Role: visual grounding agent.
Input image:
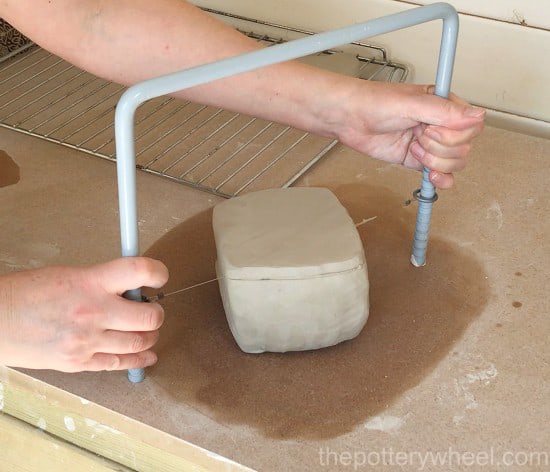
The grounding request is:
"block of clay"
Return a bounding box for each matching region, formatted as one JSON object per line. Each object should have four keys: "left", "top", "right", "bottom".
{"left": 212, "top": 187, "right": 369, "bottom": 353}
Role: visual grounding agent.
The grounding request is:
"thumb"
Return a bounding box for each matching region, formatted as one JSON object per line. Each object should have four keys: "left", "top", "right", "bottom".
{"left": 408, "top": 88, "right": 485, "bottom": 130}
{"left": 89, "top": 257, "right": 169, "bottom": 295}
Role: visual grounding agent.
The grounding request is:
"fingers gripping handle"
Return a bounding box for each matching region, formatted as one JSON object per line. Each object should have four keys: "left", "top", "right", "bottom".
{"left": 411, "top": 9, "right": 459, "bottom": 267}
{"left": 115, "top": 3, "right": 459, "bottom": 381}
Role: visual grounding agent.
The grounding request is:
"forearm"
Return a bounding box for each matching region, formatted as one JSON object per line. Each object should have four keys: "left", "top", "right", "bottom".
{"left": 2, "top": 0, "right": 352, "bottom": 137}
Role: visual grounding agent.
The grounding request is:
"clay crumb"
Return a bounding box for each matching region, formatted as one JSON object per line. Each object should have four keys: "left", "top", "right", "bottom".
{"left": 512, "top": 301, "right": 523, "bottom": 308}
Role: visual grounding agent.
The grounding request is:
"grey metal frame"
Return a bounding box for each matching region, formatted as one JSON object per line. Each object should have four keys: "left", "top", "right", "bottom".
{"left": 115, "top": 3, "right": 458, "bottom": 382}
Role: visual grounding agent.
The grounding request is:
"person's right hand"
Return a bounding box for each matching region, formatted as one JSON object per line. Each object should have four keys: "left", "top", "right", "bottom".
{"left": 0, "top": 257, "right": 168, "bottom": 372}
{"left": 322, "top": 81, "right": 485, "bottom": 189}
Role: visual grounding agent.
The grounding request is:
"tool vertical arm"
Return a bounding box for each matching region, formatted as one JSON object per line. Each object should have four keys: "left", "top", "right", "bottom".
{"left": 115, "top": 2, "right": 459, "bottom": 382}
{"left": 410, "top": 9, "right": 458, "bottom": 267}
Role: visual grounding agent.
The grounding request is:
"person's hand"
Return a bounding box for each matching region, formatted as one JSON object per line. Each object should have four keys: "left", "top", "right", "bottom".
{"left": 329, "top": 81, "right": 485, "bottom": 189}
{"left": 0, "top": 257, "right": 168, "bottom": 372}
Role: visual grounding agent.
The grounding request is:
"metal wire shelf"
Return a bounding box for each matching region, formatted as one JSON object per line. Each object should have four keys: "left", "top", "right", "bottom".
{"left": 0, "top": 10, "right": 407, "bottom": 198}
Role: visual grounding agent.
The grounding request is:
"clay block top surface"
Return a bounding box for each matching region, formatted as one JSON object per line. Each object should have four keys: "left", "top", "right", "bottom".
{"left": 213, "top": 187, "right": 365, "bottom": 280}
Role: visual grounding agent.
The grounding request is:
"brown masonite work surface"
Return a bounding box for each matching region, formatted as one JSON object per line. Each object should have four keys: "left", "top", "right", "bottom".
{"left": 1, "top": 125, "right": 549, "bottom": 471}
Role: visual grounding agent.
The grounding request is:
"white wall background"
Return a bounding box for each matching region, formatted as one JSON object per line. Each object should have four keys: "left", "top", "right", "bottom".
{"left": 405, "top": 0, "right": 550, "bottom": 28}
{"left": 193, "top": 0, "right": 550, "bottom": 136}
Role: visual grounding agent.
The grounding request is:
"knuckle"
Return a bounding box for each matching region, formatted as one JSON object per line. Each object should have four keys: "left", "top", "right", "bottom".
{"left": 59, "top": 331, "right": 86, "bottom": 356}
{"left": 131, "top": 257, "right": 169, "bottom": 287}
{"left": 137, "top": 351, "right": 157, "bottom": 368}
{"left": 58, "top": 341, "right": 88, "bottom": 370}
{"left": 444, "top": 100, "right": 456, "bottom": 115}
{"left": 130, "top": 354, "right": 146, "bottom": 369}
{"left": 447, "top": 132, "right": 467, "bottom": 147}
{"left": 462, "top": 143, "right": 472, "bottom": 156}
{"left": 131, "top": 257, "right": 155, "bottom": 280}
{"left": 453, "top": 144, "right": 471, "bottom": 163}
{"left": 422, "top": 84, "right": 435, "bottom": 95}
{"left": 421, "top": 133, "right": 445, "bottom": 154}
{"left": 106, "top": 355, "right": 121, "bottom": 371}
{"left": 69, "top": 303, "right": 94, "bottom": 324}
{"left": 422, "top": 152, "right": 436, "bottom": 168}
{"left": 142, "top": 304, "right": 164, "bottom": 330}
{"left": 127, "top": 350, "right": 157, "bottom": 369}
{"left": 130, "top": 334, "right": 146, "bottom": 353}
{"left": 417, "top": 134, "right": 432, "bottom": 150}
